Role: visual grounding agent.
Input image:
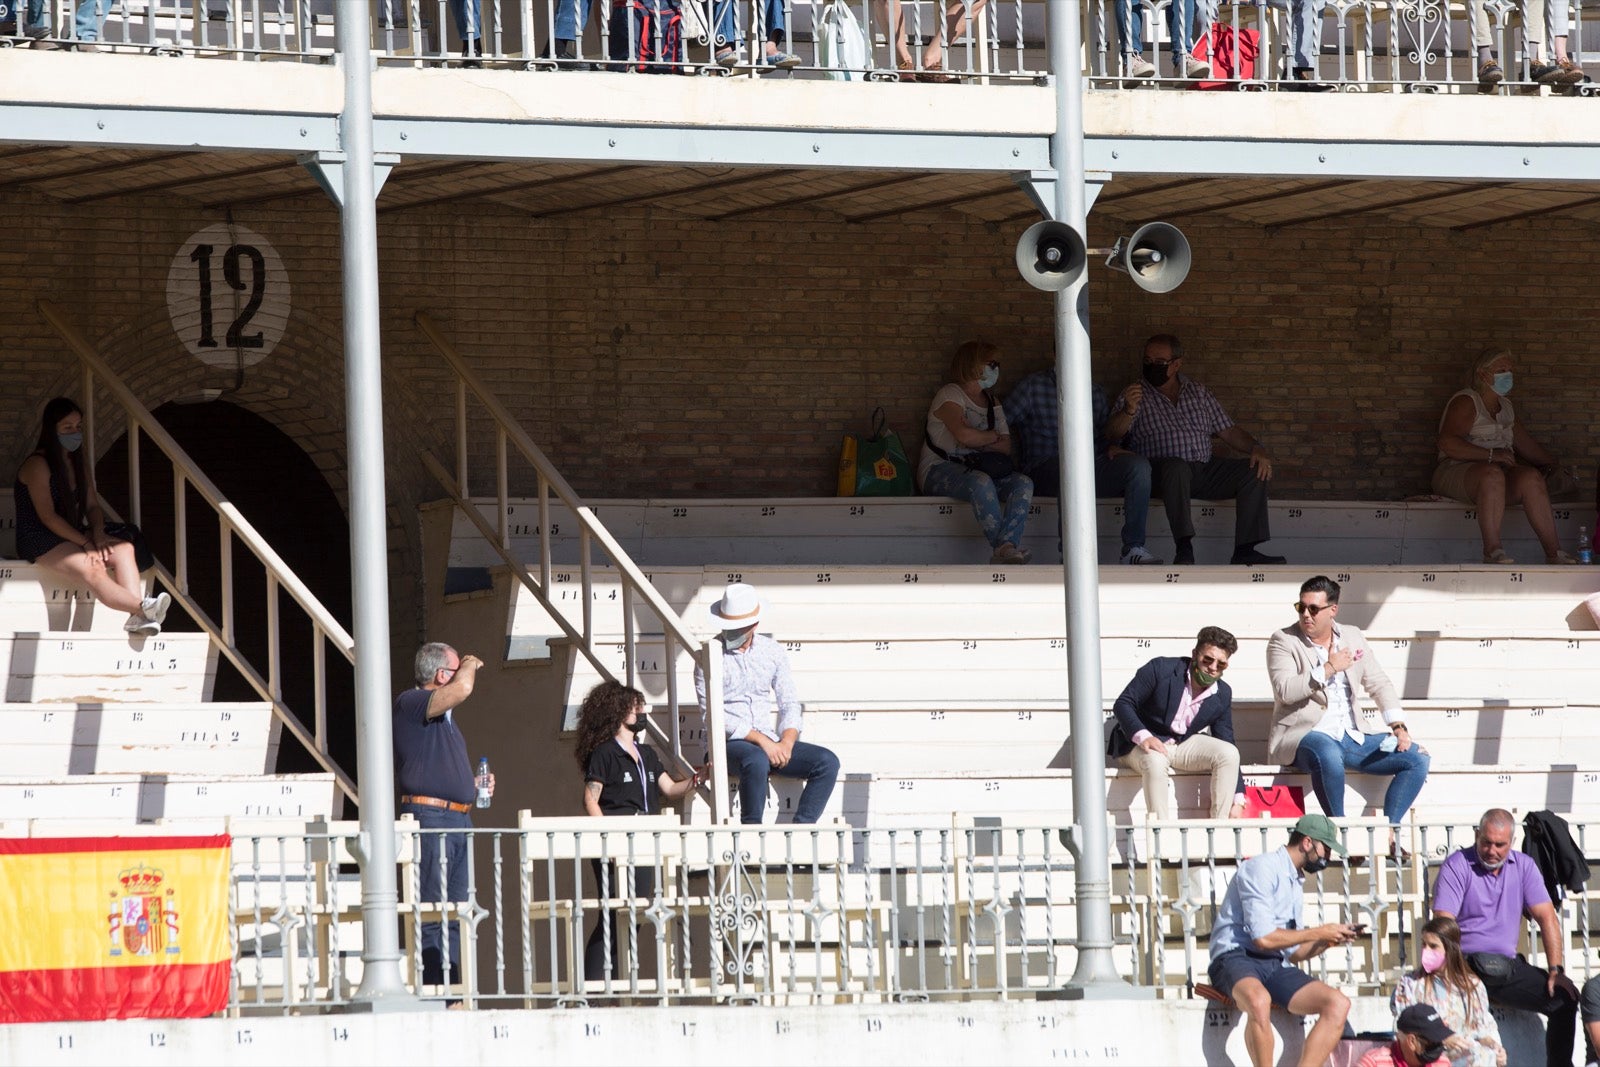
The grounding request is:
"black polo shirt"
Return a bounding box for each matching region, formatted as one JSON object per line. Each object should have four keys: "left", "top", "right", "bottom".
{"left": 585, "top": 739, "right": 665, "bottom": 815}
{"left": 392, "top": 687, "right": 475, "bottom": 805}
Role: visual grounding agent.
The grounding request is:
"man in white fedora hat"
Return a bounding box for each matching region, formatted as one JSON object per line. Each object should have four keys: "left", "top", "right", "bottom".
{"left": 693, "top": 582, "right": 839, "bottom": 824}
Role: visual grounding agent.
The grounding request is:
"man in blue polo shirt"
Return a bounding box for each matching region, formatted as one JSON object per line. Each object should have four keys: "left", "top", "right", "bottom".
{"left": 393, "top": 641, "right": 493, "bottom": 993}
{"left": 1432, "top": 807, "right": 1581, "bottom": 1067}
{"left": 1208, "top": 813, "right": 1360, "bottom": 1067}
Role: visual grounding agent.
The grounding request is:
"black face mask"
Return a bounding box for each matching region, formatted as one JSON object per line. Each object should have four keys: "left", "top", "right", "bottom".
{"left": 626, "top": 718, "right": 648, "bottom": 734}
{"left": 1419, "top": 1043, "right": 1446, "bottom": 1064}
{"left": 1302, "top": 846, "right": 1329, "bottom": 875}
{"left": 1142, "top": 361, "right": 1172, "bottom": 388}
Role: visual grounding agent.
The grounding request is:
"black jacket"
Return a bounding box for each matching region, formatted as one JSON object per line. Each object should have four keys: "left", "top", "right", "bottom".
{"left": 1522, "top": 809, "right": 1590, "bottom": 903}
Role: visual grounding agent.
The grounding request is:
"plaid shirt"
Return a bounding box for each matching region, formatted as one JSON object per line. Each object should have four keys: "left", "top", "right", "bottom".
{"left": 1001, "top": 370, "right": 1112, "bottom": 473}
{"left": 1113, "top": 374, "right": 1233, "bottom": 463}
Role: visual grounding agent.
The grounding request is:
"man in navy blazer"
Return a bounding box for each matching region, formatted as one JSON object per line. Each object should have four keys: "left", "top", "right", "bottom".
{"left": 1108, "top": 625, "right": 1247, "bottom": 820}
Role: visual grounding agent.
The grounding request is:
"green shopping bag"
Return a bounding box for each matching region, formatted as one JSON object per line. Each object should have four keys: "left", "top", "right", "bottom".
{"left": 837, "top": 407, "right": 913, "bottom": 497}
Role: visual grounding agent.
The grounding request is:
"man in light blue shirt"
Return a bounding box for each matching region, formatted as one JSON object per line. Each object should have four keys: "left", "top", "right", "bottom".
{"left": 1208, "top": 813, "right": 1360, "bottom": 1067}
{"left": 693, "top": 583, "right": 839, "bottom": 825}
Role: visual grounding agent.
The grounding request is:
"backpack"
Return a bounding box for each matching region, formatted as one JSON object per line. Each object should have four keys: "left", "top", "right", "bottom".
{"left": 1194, "top": 22, "right": 1260, "bottom": 89}
{"left": 608, "top": 0, "right": 684, "bottom": 73}
{"left": 815, "top": 0, "right": 870, "bottom": 81}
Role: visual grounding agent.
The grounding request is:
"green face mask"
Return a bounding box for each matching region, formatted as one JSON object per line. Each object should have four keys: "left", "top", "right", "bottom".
{"left": 1191, "top": 665, "right": 1219, "bottom": 689}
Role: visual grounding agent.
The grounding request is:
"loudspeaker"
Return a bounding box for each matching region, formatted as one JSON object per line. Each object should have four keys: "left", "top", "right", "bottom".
{"left": 1106, "top": 221, "right": 1190, "bottom": 294}
{"left": 1015, "top": 220, "right": 1086, "bottom": 292}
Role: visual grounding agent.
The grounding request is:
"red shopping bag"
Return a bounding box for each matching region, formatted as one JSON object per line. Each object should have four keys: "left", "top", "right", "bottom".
{"left": 1242, "top": 784, "right": 1305, "bottom": 819}
{"left": 1195, "top": 22, "right": 1260, "bottom": 90}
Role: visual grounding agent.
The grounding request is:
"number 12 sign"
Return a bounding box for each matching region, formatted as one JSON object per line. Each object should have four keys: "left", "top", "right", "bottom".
{"left": 165, "top": 223, "right": 290, "bottom": 368}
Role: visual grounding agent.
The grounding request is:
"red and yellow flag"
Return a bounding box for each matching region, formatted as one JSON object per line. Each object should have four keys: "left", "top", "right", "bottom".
{"left": 0, "top": 835, "right": 231, "bottom": 1022}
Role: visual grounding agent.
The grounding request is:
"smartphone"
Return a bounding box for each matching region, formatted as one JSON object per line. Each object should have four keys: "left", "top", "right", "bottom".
{"left": 1349, "top": 923, "right": 1368, "bottom": 935}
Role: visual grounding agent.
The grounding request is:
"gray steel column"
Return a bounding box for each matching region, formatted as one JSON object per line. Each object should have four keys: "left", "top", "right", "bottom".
{"left": 1048, "top": 0, "right": 1122, "bottom": 993}
{"left": 337, "top": 1, "right": 409, "bottom": 1005}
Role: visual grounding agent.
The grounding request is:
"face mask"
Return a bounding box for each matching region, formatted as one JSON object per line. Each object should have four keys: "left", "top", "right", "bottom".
{"left": 1421, "top": 947, "right": 1446, "bottom": 973}
{"left": 1491, "top": 371, "right": 1513, "bottom": 395}
{"left": 719, "top": 627, "right": 753, "bottom": 651}
{"left": 978, "top": 365, "right": 999, "bottom": 390}
{"left": 57, "top": 432, "right": 83, "bottom": 453}
{"left": 1142, "top": 362, "right": 1171, "bottom": 388}
{"left": 1191, "top": 666, "right": 1219, "bottom": 689}
{"left": 1478, "top": 854, "right": 1504, "bottom": 871}
{"left": 1419, "top": 1043, "right": 1446, "bottom": 1064}
{"left": 1302, "top": 843, "right": 1329, "bottom": 874}
{"left": 626, "top": 718, "right": 648, "bottom": 734}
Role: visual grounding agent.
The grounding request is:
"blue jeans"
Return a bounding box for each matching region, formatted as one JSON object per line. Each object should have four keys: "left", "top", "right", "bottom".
{"left": 1030, "top": 451, "right": 1152, "bottom": 551}
{"left": 73, "top": 0, "right": 110, "bottom": 41}
{"left": 922, "top": 462, "right": 1033, "bottom": 551}
{"left": 1114, "top": 0, "right": 1199, "bottom": 60}
{"left": 556, "top": 0, "right": 592, "bottom": 41}
{"left": 725, "top": 738, "right": 839, "bottom": 824}
{"left": 11, "top": 0, "right": 48, "bottom": 35}
{"left": 1293, "top": 731, "right": 1430, "bottom": 826}
{"left": 403, "top": 803, "right": 473, "bottom": 985}
{"left": 712, "top": 0, "right": 785, "bottom": 47}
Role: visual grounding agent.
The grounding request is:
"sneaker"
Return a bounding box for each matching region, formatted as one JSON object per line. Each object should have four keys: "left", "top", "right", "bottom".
{"left": 141, "top": 592, "right": 171, "bottom": 628}
{"left": 1555, "top": 57, "right": 1587, "bottom": 85}
{"left": 1182, "top": 57, "right": 1210, "bottom": 79}
{"left": 124, "top": 612, "right": 160, "bottom": 636}
{"left": 1529, "top": 59, "right": 1565, "bottom": 85}
{"left": 763, "top": 50, "right": 801, "bottom": 70}
{"left": 1477, "top": 60, "right": 1503, "bottom": 91}
{"left": 1231, "top": 547, "right": 1288, "bottom": 566}
{"left": 1119, "top": 545, "right": 1163, "bottom": 565}
{"left": 1125, "top": 54, "right": 1156, "bottom": 79}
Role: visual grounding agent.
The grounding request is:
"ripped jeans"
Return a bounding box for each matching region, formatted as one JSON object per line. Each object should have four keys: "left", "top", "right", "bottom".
{"left": 922, "top": 461, "right": 1033, "bottom": 549}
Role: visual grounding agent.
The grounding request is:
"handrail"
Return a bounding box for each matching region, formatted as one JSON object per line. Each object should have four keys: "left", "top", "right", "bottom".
{"left": 413, "top": 310, "right": 729, "bottom": 820}
{"left": 37, "top": 299, "right": 358, "bottom": 806}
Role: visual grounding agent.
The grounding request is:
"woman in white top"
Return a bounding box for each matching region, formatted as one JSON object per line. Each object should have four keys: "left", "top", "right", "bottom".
{"left": 1433, "top": 348, "right": 1574, "bottom": 565}
{"left": 918, "top": 341, "right": 1034, "bottom": 564}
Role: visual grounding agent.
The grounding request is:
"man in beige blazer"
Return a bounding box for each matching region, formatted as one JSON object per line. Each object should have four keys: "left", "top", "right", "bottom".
{"left": 1267, "top": 576, "right": 1430, "bottom": 845}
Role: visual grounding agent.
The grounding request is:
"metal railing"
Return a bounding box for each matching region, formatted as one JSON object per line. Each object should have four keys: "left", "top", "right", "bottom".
{"left": 412, "top": 310, "right": 729, "bottom": 820}
{"left": 223, "top": 814, "right": 1600, "bottom": 1011}
{"left": 4, "top": 0, "right": 1596, "bottom": 90}
{"left": 37, "top": 299, "right": 358, "bottom": 805}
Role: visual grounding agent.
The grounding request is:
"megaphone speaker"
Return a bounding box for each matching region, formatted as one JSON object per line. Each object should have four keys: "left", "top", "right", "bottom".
{"left": 1111, "top": 221, "right": 1191, "bottom": 294}
{"left": 1015, "top": 220, "right": 1087, "bottom": 292}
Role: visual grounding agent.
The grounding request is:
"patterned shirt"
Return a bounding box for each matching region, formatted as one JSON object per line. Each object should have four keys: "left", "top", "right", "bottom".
{"left": 1114, "top": 374, "right": 1234, "bottom": 463}
{"left": 1002, "top": 370, "right": 1112, "bottom": 472}
{"left": 693, "top": 633, "right": 803, "bottom": 742}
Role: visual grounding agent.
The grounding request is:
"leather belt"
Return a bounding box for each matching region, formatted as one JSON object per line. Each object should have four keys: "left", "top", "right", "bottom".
{"left": 401, "top": 794, "right": 472, "bottom": 814}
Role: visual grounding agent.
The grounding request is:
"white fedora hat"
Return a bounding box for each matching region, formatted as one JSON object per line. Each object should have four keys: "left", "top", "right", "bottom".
{"left": 709, "top": 582, "right": 763, "bottom": 630}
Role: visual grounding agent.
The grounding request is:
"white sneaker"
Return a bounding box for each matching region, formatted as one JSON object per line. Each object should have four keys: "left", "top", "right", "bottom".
{"left": 124, "top": 612, "right": 160, "bottom": 636}
{"left": 141, "top": 592, "right": 171, "bottom": 627}
{"left": 1120, "top": 545, "right": 1163, "bottom": 565}
{"left": 1125, "top": 55, "right": 1156, "bottom": 79}
{"left": 1183, "top": 57, "right": 1211, "bottom": 79}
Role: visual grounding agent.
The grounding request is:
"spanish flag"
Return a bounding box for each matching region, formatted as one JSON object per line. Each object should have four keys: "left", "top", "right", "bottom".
{"left": 0, "top": 836, "right": 231, "bottom": 1022}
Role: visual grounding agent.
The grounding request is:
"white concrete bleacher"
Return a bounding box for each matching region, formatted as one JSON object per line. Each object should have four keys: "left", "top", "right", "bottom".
{"left": 437, "top": 495, "right": 1598, "bottom": 570}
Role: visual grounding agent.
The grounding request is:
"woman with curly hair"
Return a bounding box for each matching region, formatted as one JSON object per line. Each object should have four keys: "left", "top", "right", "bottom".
{"left": 574, "top": 680, "right": 700, "bottom": 983}
{"left": 1391, "top": 916, "right": 1505, "bottom": 1066}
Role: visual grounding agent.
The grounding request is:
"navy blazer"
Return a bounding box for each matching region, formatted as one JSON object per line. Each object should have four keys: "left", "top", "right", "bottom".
{"left": 1107, "top": 656, "right": 1245, "bottom": 795}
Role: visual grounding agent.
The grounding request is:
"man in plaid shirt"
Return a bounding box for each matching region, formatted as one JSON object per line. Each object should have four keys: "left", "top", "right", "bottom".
{"left": 1106, "top": 334, "right": 1287, "bottom": 566}
{"left": 1003, "top": 368, "right": 1161, "bottom": 564}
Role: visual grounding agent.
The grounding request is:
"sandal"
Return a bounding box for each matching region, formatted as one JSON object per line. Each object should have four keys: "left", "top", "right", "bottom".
{"left": 897, "top": 58, "right": 917, "bottom": 83}
{"left": 916, "top": 60, "right": 957, "bottom": 83}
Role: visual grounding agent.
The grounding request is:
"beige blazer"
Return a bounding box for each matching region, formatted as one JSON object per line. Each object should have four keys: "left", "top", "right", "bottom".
{"left": 1266, "top": 623, "right": 1403, "bottom": 766}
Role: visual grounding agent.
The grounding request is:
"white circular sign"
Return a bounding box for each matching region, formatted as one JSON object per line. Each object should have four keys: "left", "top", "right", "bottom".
{"left": 166, "top": 223, "right": 290, "bottom": 367}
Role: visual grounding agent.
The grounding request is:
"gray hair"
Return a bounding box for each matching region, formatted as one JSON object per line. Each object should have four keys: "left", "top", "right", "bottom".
{"left": 414, "top": 642, "right": 455, "bottom": 686}
{"left": 1479, "top": 807, "right": 1515, "bottom": 834}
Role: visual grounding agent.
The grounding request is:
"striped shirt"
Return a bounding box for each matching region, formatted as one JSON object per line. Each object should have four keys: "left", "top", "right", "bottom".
{"left": 693, "top": 633, "right": 804, "bottom": 742}
{"left": 1114, "top": 374, "right": 1233, "bottom": 464}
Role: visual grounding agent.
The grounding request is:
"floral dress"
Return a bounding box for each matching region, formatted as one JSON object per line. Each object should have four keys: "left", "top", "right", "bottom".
{"left": 1392, "top": 971, "right": 1503, "bottom": 1067}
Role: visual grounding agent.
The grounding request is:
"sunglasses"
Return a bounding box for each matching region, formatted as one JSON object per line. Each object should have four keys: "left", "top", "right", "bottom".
{"left": 1292, "top": 602, "right": 1333, "bottom": 617}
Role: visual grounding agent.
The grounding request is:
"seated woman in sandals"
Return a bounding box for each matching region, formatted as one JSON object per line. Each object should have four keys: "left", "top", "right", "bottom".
{"left": 1433, "top": 348, "right": 1575, "bottom": 565}
{"left": 871, "top": 0, "right": 986, "bottom": 81}
{"left": 14, "top": 396, "right": 169, "bottom": 635}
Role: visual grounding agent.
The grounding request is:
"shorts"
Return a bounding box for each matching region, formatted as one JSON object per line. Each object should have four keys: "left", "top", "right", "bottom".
{"left": 1208, "top": 949, "right": 1315, "bottom": 1008}
{"left": 1431, "top": 459, "right": 1477, "bottom": 503}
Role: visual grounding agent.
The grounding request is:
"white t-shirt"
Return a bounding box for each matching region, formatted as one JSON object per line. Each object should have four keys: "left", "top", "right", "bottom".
{"left": 918, "top": 383, "right": 1009, "bottom": 484}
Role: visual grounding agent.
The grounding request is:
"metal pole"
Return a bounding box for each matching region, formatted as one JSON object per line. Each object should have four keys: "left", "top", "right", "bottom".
{"left": 1048, "top": 0, "right": 1123, "bottom": 994}
{"left": 337, "top": 1, "right": 410, "bottom": 1007}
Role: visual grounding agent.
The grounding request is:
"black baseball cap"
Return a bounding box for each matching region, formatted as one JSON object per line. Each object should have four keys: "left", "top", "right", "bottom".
{"left": 1396, "top": 1004, "right": 1454, "bottom": 1044}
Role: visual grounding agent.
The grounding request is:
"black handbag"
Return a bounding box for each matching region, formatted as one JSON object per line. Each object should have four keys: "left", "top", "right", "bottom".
{"left": 100, "top": 520, "right": 155, "bottom": 572}
{"left": 929, "top": 391, "right": 1014, "bottom": 481}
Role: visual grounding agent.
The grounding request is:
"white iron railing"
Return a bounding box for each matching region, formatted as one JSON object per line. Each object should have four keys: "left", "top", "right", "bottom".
{"left": 37, "top": 299, "right": 358, "bottom": 805}
{"left": 412, "top": 310, "right": 728, "bottom": 819}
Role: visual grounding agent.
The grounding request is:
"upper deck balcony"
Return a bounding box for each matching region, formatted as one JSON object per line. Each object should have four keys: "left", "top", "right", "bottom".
{"left": 2, "top": 0, "right": 1599, "bottom": 182}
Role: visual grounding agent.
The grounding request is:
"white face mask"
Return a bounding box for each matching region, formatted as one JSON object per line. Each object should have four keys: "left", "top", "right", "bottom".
{"left": 978, "top": 365, "right": 999, "bottom": 390}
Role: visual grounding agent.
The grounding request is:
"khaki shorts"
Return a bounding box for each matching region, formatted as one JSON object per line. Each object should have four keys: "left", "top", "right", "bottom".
{"left": 1431, "top": 459, "right": 1478, "bottom": 503}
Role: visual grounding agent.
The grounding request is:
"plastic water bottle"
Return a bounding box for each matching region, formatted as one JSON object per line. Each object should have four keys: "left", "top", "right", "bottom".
{"left": 475, "top": 757, "right": 492, "bottom": 809}
{"left": 1580, "top": 526, "right": 1594, "bottom": 566}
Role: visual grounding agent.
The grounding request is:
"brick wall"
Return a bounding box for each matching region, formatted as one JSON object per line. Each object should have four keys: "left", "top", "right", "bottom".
{"left": 2, "top": 186, "right": 1597, "bottom": 662}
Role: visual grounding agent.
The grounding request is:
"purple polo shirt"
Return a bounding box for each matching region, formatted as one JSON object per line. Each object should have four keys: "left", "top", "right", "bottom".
{"left": 1431, "top": 846, "right": 1550, "bottom": 956}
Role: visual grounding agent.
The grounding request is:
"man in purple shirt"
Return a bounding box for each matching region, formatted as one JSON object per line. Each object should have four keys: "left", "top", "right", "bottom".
{"left": 1432, "top": 807, "right": 1580, "bottom": 1067}
{"left": 1106, "top": 333, "right": 1286, "bottom": 567}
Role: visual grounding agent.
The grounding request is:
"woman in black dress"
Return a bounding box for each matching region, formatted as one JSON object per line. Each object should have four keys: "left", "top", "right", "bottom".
{"left": 573, "top": 680, "right": 699, "bottom": 983}
{"left": 14, "top": 397, "right": 168, "bottom": 635}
